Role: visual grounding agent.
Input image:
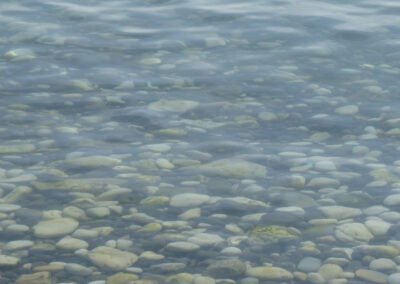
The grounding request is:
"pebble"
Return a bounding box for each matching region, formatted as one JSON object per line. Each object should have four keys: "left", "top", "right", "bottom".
{"left": 65, "top": 155, "right": 121, "bottom": 168}
{"left": 206, "top": 259, "right": 246, "bottom": 278}
{"left": 65, "top": 263, "right": 93, "bottom": 276}
{"left": 86, "top": 207, "right": 111, "bottom": 218}
{"left": 355, "top": 269, "right": 387, "bottom": 284}
{"left": 318, "top": 263, "right": 343, "bottom": 281}
{"left": 88, "top": 246, "right": 138, "bottom": 271}
{"left": 56, "top": 236, "right": 89, "bottom": 250}
{"left": 335, "top": 105, "right": 359, "bottom": 115}
{"left": 187, "top": 233, "right": 224, "bottom": 247}
{"left": 319, "top": 206, "right": 362, "bottom": 220}
{"left": 365, "top": 219, "right": 392, "bottom": 236}
{"left": 170, "top": 193, "right": 210, "bottom": 208}
{"left": 388, "top": 273, "right": 400, "bottom": 284}
{"left": 369, "top": 258, "right": 397, "bottom": 271}
{"left": 193, "top": 159, "right": 267, "bottom": 179}
{"left": 0, "top": 255, "right": 20, "bottom": 266}
{"left": 164, "top": 241, "right": 200, "bottom": 252}
{"left": 4, "top": 240, "right": 34, "bottom": 251}
{"left": 297, "top": 257, "right": 321, "bottom": 272}
{"left": 15, "top": 272, "right": 52, "bottom": 284}
{"left": 246, "top": 266, "right": 293, "bottom": 281}
{"left": 33, "top": 218, "right": 79, "bottom": 238}
{"left": 384, "top": 194, "right": 400, "bottom": 206}
{"left": 335, "top": 223, "right": 374, "bottom": 242}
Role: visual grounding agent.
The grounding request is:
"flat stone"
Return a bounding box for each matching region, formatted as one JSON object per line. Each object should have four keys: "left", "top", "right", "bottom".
{"left": 88, "top": 246, "right": 138, "bottom": 271}
{"left": 65, "top": 155, "right": 121, "bottom": 168}
{"left": 369, "top": 258, "right": 397, "bottom": 271}
{"left": 246, "top": 266, "right": 293, "bottom": 280}
{"left": 106, "top": 272, "right": 139, "bottom": 284}
{"left": 170, "top": 193, "right": 210, "bottom": 208}
{"left": 0, "top": 204, "right": 21, "bottom": 212}
{"left": 56, "top": 236, "right": 89, "bottom": 250}
{"left": 86, "top": 207, "right": 110, "bottom": 218}
{"left": 187, "top": 233, "right": 224, "bottom": 247}
{"left": 148, "top": 99, "right": 199, "bottom": 113}
{"left": 33, "top": 218, "right": 79, "bottom": 238}
{"left": 206, "top": 259, "right": 246, "bottom": 278}
{"left": 365, "top": 219, "right": 392, "bottom": 236}
{"left": 319, "top": 206, "right": 362, "bottom": 220}
{"left": 0, "top": 255, "right": 20, "bottom": 266}
{"left": 335, "top": 105, "right": 359, "bottom": 115}
{"left": 191, "top": 159, "right": 267, "bottom": 179}
{"left": 194, "top": 276, "right": 216, "bottom": 284}
{"left": 4, "top": 240, "right": 34, "bottom": 251}
{"left": 16, "top": 272, "right": 52, "bottom": 284}
{"left": 384, "top": 194, "right": 400, "bottom": 206}
{"left": 297, "top": 257, "right": 321, "bottom": 272}
{"left": 355, "top": 269, "right": 387, "bottom": 284}
{"left": 65, "top": 263, "right": 93, "bottom": 276}
{"left": 336, "top": 223, "right": 374, "bottom": 242}
{"left": 308, "top": 177, "right": 340, "bottom": 188}
{"left": 165, "top": 241, "right": 200, "bottom": 252}
{"left": 0, "top": 144, "right": 35, "bottom": 154}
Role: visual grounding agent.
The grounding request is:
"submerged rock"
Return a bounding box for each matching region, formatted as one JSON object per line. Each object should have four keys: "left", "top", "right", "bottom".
{"left": 88, "top": 246, "right": 138, "bottom": 271}
{"left": 246, "top": 266, "right": 293, "bottom": 281}
{"left": 188, "top": 159, "right": 267, "bottom": 179}
{"left": 33, "top": 218, "right": 79, "bottom": 238}
{"left": 15, "top": 272, "right": 52, "bottom": 284}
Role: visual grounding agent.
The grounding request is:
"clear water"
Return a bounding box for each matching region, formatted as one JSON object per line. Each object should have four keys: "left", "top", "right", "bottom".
{"left": 1, "top": 0, "right": 400, "bottom": 283}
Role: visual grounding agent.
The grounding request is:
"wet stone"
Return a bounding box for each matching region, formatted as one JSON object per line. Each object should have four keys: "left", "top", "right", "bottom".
{"left": 170, "top": 193, "right": 211, "bottom": 208}
{"left": 15, "top": 272, "right": 52, "bottom": 284}
{"left": 206, "top": 259, "right": 247, "bottom": 278}
{"left": 297, "top": 257, "right": 321, "bottom": 272}
{"left": 355, "top": 269, "right": 387, "bottom": 284}
{"left": 164, "top": 241, "right": 200, "bottom": 253}
{"left": 88, "top": 246, "right": 138, "bottom": 271}
{"left": 33, "top": 218, "right": 79, "bottom": 238}
{"left": 246, "top": 266, "right": 293, "bottom": 281}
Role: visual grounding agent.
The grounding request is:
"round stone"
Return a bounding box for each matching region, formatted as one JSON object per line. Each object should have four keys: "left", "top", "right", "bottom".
{"left": 388, "top": 273, "right": 400, "bottom": 284}
{"left": 246, "top": 266, "right": 293, "bottom": 281}
{"left": 369, "top": 258, "right": 397, "bottom": 271}
{"left": 33, "top": 218, "right": 79, "bottom": 238}
{"left": 88, "top": 246, "right": 138, "bottom": 271}
{"left": 56, "top": 236, "right": 89, "bottom": 250}
{"left": 297, "top": 257, "right": 321, "bottom": 273}
{"left": 164, "top": 241, "right": 200, "bottom": 252}
{"left": 170, "top": 193, "right": 210, "bottom": 208}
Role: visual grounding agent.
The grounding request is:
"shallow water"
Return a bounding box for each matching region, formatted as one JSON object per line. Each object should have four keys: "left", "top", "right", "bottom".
{"left": 1, "top": 0, "right": 400, "bottom": 283}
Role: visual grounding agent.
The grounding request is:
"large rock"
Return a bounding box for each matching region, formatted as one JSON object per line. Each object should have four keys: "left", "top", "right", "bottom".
{"left": 190, "top": 159, "right": 267, "bottom": 179}
{"left": 33, "top": 218, "right": 79, "bottom": 238}
{"left": 88, "top": 246, "right": 138, "bottom": 271}
{"left": 246, "top": 266, "right": 293, "bottom": 280}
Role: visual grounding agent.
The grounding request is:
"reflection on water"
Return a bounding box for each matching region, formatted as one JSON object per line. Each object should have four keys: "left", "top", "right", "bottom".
{"left": 1, "top": 0, "right": 400, "bottom": 283}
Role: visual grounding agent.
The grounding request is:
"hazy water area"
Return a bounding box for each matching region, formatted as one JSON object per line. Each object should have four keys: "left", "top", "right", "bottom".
{"left": 1, "top": 0, "right": 400, "bottom": 283}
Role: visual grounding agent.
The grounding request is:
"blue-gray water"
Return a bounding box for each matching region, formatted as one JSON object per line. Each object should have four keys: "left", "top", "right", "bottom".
{"left": 1, "top": 0, "right": 400, "bottom": 283}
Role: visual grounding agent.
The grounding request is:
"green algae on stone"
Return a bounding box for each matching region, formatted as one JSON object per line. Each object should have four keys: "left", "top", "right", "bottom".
{"left": 250, "top": 225, "right": 300, "bottom": 240}
{"left": 166, "top": 273, "right": 194, "bottom": 284}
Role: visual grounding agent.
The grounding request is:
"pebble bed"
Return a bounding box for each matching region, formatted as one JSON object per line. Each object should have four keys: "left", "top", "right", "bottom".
{"left": 1, "top": 0, "right": 400, "bottom": 284}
